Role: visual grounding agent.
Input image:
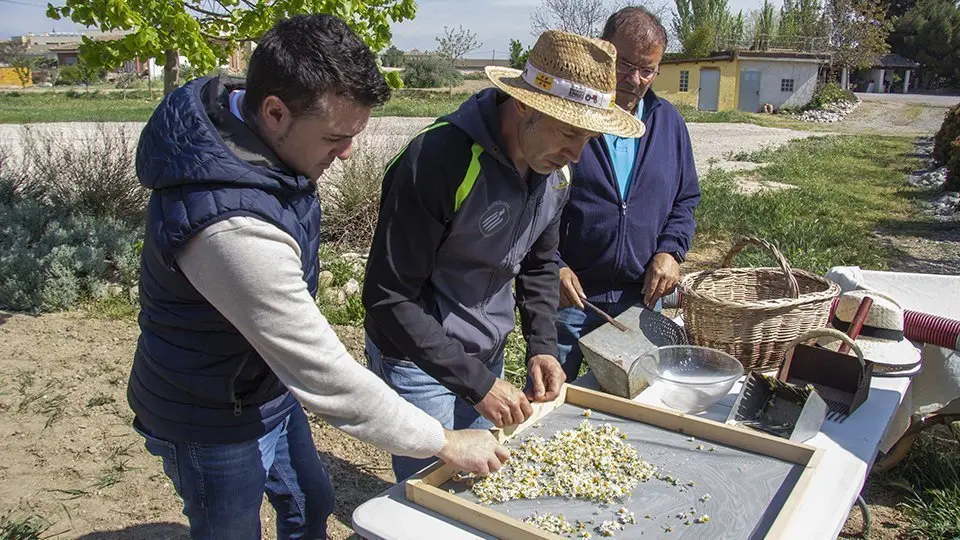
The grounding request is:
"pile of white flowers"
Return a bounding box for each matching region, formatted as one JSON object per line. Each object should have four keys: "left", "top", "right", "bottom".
{"left": 471, "top": 420, "right": 657, "bottom": 505}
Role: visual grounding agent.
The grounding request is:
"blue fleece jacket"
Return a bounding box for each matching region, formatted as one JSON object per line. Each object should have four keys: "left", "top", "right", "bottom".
{"left": 557, "top": 90, "right": 701, "bottom": 304}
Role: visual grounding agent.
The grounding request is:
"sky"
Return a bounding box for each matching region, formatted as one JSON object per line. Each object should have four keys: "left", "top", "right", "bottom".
{"left": 0, "top": 0, "right": 767, "bottom": 58}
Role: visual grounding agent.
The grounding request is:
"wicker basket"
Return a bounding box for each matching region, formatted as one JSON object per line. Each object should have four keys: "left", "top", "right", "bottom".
{"left": 679, "top": 237, "right": 841, "bottom": 372}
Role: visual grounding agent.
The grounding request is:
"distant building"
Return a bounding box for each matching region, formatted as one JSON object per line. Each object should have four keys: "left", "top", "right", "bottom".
{"left": 845, "top": 54, "right": 919, "bottom": 94}
{"left": 5, "top": 30, "right": 254, "bottom": 82}
{"left": 653, "top": 51, "right": 830, "bottom": 112}
{"left": 456, "top": 58, "right": 511, "bottom": 73}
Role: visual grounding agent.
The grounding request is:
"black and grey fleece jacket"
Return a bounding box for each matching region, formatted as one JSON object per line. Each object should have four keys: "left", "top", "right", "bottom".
{"left": 362, "top": 88, "right": 570, "bottom": 405}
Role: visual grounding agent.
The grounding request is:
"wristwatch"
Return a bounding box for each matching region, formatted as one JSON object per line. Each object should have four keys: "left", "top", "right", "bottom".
{"left": 668, "top": 251, "right": 684, "bottom": 264}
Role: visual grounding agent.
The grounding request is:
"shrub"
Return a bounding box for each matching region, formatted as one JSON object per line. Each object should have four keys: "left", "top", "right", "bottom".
{"left": 0, "top": 127, "right": 145, "bottom": 313}
{"left": 933, "top": 103, "right": 960, "bottom": 166}
{"left": 808, "top": 82, "right": 857, "bottom": 109}
{"left": 402, "top": 56, "right": 463, "bottom": 89}
{"left": 55, "top": 64, "right": 105, "bottom": 86}
{"left": 933, "top": 104, "right": 960, "bottom": 191}
{"left": 948, "top": 137, "right": 960, "bottom": 192}
{"left": 30, "top": 68, "right": 58, "bottom": 85}
{"left": 320, "top": 128, "right": 400, "bottom": 248}
{"left": 15, "top": 124, "right": 148, "bottom": 226}
{"left": 0, "top": 195, "right": 141, "bottom": 313}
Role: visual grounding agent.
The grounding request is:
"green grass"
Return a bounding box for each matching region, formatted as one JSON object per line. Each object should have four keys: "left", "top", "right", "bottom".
{"left": 674, "top": 103, "right": 819, "bottom": 130}
{"left": 0, "top": 91, "right": 160, "bottom": 123}
{"left": 0, "top": 511, "right": 54, "bottom": 540}
{"left": 695, "top": 135, "right": 919, "bottom": 275}
{"left": 0, "top": 88, "right": 471, "bottom": 123}
{"left": 885, "top": 429, "right": 960, "bottom": 539}
{"left": 85, "top": 294, "right": 138, "bottom": 320}
{"left": 894, "top": 104, "right": 924, "bottom": 126}
{"left": 86, "top": 394, "right": 116, "bottom": 408}
{"left": 372, "top": 89, "right": 471, "bottom": 118}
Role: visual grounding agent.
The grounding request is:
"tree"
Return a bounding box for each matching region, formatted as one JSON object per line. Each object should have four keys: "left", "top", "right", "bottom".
{"left": 681, "top": 24, "right": 717, "bottom": 56}
{"left": 884, "top": 0, "right": 919, "bottom": 18}
{"left": 382, "top": 45, "right": 404, "bottom": 68}
{"left": 890, "top": 0, "right": 960, "bottom": 87}
{"left": 47, "top": 0, "right": 418, "bottom": 96}
{"left": 115, "top": 70, "right": 140, "bottom": 99}
{"left": 824, "top": 0, "right": 893, "bottom": 70}
{"left": 0, "top": 41, "right": 34, "bottom": 88}
{"left": 673, "top": 0, "right": 743, "bottom": 55}
{"left": 779, "top": 0, "right": 826, "bottom": 49}
{"left": 749, "top": 0, "right": 777, "bottom": 50}
{"left": 435, "top": 25, "right": 481, "bottom": 68}
{"left": 509, "top": 39, "right": 531, "bottom": 70}
{"left": 531, "top": 0, "right": 608, "bottom": 37}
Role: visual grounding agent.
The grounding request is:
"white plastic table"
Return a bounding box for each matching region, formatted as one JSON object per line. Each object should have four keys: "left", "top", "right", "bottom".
{"left": 352, "top": 370, "right": 912, "bottom": 539}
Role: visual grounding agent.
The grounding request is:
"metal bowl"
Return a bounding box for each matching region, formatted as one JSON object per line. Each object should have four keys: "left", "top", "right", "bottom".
{"left": 636, "top": 345, "right": 744, "bottom": 414}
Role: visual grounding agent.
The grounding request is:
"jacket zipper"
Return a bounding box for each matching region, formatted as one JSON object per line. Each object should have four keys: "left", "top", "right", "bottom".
{"left": 604, "top": 136, "right": 627, "bottom": 295}
{"left": 230, "top": 356, "right": 249, "bottom": 417}
{"left": 479, "top": 171, "right": 542, "bottom": 366}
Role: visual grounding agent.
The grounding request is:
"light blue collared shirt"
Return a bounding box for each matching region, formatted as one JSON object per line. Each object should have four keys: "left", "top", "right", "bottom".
{"left": 602, "top": 101, "right": 645, "bottom": 201}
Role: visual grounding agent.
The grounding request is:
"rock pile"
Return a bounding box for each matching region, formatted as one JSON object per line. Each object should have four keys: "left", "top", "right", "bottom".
{"left": 907, "top": 140, "right": 959, "bottom": 219}
{"left": 931, "top": 192, "right": 960, "bottom": 217}
{"left": 908, "top": 167, "right": 949, "bottom": 188}
{"left": 796, "top": 99, "right": 860, "bottom": 123}
{"left": 317, "top": 252, "right": 368, "bottom": 306}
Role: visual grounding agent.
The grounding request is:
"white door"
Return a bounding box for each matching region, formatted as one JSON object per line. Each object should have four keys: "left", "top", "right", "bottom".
{"left": 738, "top": 70, "right": 761, "bottom": 112}
{"left": 698, "top": 68, "right": 721, "bottom": 111}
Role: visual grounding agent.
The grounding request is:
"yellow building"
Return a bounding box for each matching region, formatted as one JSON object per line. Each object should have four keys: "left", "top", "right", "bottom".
{"left": 652, "top": 51, "right": 829, "bottom": 112}
{"left": 0, "top": 67, "right": 31, "bottom": 87}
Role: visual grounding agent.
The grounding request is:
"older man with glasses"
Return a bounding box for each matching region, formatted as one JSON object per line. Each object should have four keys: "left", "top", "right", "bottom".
{"left": 552, "top": 7, "right": 702, "bottom": 382}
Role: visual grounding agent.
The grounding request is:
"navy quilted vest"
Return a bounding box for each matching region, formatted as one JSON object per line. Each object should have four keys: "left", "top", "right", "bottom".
{"left": 127, "top": 76, "right": 322, "bottom": 444}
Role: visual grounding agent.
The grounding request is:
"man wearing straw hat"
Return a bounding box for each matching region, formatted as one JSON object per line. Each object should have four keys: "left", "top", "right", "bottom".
{"left": 553, "top": 7, "right": 702, "bottom": 381}
{"left": 362, "top": 30, "right": 643, "bottom": 480}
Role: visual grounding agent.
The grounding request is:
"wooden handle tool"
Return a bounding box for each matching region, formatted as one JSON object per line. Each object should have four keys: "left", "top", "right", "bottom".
{"left": 581, "top": 298, "right": 629, "bottom": 332}
{"left": 838, "top": 297, "right": 873, "bottom": 354}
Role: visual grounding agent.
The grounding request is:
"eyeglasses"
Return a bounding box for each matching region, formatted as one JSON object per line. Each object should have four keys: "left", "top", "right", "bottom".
{"left": 616, "top": 59, "right": 660, "bottom": 80}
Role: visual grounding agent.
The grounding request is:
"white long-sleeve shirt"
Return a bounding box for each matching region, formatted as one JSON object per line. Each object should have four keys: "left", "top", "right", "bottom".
{"left": 175, "top": 216, "right": 445, "bottom": 458}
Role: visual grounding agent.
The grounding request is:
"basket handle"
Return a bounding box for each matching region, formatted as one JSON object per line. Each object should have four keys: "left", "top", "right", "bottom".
{"left": 721, "top": 237, "right": 800, "bottom": 299}
{"left": 780, "top": 328, "right": 867, "bottom": 385}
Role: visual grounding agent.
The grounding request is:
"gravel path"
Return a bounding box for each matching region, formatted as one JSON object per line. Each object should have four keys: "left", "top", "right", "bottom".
{"left": 0, "top": 119, "right": 813, "bottom": 176}
{"left": 827, "top": 93, "right": 958, "bottom": 136}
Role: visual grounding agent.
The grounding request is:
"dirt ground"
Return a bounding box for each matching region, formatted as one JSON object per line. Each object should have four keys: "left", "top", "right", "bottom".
{"left": 0, "top": 311, "right": 388, "bottom": 539}
{"left": 832, "top": 93, "right": 959, "bottom": 137}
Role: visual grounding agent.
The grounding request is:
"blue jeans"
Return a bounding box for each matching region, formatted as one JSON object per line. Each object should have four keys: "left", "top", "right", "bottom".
{"left": 556, "top": 297, "right": 660, "bottom": 382}
{"left": 365, "top": 336, "right": 501, "bottom": 482}
{"left": 133, "top": 406, "right": 334, "bottom": 540}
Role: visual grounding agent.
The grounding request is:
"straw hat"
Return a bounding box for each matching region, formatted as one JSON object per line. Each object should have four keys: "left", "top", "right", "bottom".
{"left": 485, "top": 30, "right": 644, "bottom": 138}
{"left": 816, "top": 290, "right": 922, "bottom": 373}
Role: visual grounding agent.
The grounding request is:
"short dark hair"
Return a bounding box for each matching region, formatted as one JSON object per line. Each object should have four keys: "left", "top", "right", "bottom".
{"left": 601, "top": 6, "right": 668, "bottom": 53}
{"left": 244, "top": 14, "right": 390, "bottom": 120}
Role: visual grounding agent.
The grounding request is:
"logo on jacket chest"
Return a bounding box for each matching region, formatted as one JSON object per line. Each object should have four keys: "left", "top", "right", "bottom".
{"left": 479, "top": 201, "right": 511, "bottom": 237}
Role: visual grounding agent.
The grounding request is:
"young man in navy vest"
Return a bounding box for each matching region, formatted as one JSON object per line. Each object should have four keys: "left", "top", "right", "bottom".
{"left": 554, "top": 7, "right": 702, "bottom": 381}
{"left": 362, "top": 30, "right": 646, "bottom": 482}
{"left": 128, "top": 14, "right": 507, "bottom": 540}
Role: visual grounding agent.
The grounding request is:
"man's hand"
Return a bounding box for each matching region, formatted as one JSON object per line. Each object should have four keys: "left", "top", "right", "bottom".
{"left": 525, "top": 354, "right": 565, "bottom": 401}
{"left": 559, "top": 267, "right": 585, "bottom": 309}
{"left": 436, "top": 429, "right": 510, "bottom": 476}
{"left": 474, "top": 378, "right": 533, "bottom": 428}
{"left": 643, "top": 252, "right": 681, "bottom": 308}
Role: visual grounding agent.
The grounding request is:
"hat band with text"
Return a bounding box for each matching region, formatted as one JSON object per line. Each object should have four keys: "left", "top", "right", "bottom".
{"left": 521, "top": 61, "right": 614, "bottom": 110}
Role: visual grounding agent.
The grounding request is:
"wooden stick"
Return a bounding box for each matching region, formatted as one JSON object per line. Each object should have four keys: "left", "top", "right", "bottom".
{"left": 581, "top": 299, "right": 629, "bottom": 332}
{"left": 838, "top": 297, "right": 873, "bottom": 354}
